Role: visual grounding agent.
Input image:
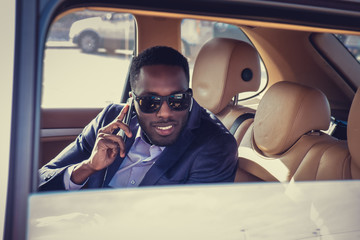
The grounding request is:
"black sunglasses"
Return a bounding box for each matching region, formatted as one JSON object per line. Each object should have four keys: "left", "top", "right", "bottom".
{"left": 132, "top": 89, "right": 193, "bottom": 113}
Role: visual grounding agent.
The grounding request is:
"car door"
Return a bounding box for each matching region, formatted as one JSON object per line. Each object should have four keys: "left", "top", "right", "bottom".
{"left": 4, "top": 0, "right": 39, "bottom": 238}
{"left": 4, "top": 6, "right": 135, "bottom": 240}
{"left": 39, "top": 9, "right": 136, "bottom": 168}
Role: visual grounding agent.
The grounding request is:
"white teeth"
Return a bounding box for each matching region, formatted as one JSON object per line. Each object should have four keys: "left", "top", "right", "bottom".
{"left": 157, "top": 125, "right": 172, "bottom": 130}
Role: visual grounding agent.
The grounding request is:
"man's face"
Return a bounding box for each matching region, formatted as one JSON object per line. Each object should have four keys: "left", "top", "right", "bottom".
{"left": 132, "top": 65, "right": 190, "bottom": 146}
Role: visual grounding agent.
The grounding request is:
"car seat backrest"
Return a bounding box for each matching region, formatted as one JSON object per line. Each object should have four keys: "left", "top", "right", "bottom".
{"left": 192, "top": 38, "right": 261, "bottom": 143}
{"left": 347, "top": 88, "right": 360, "bottom": 178}
{"left": 236, "top": 81, "right": 337, "bottom": 182}
{"left": 291, "top": 87, "right": 360, "bottom": 180}
{"left": 192, "top": 38, "right": 261, "bottom": 114}
{"left": 254, "top": 81, "right": 331, "bottom": 156}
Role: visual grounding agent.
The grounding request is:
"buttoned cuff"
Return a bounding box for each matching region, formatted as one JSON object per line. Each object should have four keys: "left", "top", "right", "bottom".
{"left": 63, "top": 165, "right": 88, "bottom": 190}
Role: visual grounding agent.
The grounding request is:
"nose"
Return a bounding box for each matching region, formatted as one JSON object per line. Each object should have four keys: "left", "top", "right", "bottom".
{"left": 156, "top": 100, "right": 172, "bottom": 119}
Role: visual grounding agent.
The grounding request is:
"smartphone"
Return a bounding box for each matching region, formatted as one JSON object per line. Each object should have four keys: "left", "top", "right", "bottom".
{"left": 117, "top": 97, "right": 134, "bottom": 143}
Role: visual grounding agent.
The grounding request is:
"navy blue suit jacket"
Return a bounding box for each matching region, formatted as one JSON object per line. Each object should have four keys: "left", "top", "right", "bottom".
{"left": 38, "top": 100, "right": 238, "bottom": 191}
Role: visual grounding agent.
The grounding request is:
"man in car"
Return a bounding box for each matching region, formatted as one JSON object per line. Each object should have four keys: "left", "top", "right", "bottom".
{"left": 38, "top": 46, "right": 238, "bottom": 191}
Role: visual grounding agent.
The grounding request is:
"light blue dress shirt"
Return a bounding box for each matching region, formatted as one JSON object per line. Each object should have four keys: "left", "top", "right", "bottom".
{"left": 109, "top": 129, "right": 164, "bottom": 187}
{"left": 64, "top": 127, "right": 164, "bottom": 190}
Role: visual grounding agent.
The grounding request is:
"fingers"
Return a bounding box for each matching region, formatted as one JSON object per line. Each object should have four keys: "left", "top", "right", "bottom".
{"left": 98, "top": 104, "right": 133, "bottom": 139}
{"left": 97, "top": 133, "right": 127, "bottom": 158}
{"left": 87, "top": 132, "right": 127, "bottom": 171}
{"left": 87, "top": 105, "right": 134, "bottom": 171}
{"left": 116, "top": 104, "right": 130, "bottom": 123}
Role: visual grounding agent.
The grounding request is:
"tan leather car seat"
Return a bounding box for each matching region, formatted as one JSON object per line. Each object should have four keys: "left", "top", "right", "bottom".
{"left": 192, "top": 38, "right": 261, "bottom": 144}
{"left": 236, "top": 81, "right": 341, "bottom": 182}
{"left": 292, "top": 88, "right": 360, "bottom": 180}
{"left": 347, "top": 88, "right": 360, "bottom": 179}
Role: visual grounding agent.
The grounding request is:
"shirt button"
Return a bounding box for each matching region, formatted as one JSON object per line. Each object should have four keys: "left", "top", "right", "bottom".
{"left": 130, "top": 180, "right": 136, "bottom": 185}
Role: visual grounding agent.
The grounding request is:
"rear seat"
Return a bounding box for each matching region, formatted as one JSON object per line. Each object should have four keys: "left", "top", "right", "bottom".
{"left": 192, "top": 38, "right": 261, "bottom": 145}
{"left": 236, "top": 81, "right": 340, "bottom": 182}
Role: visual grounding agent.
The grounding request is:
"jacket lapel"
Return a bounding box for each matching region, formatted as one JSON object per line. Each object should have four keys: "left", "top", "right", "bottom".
{"left": 139, "top": 130, "right": 194, "bottom": 185}
{"left": 140, "top": 101, "right": 202, "bottom": 186}
{"left": 102, "top": 118, "right": 139, "bottom": 187}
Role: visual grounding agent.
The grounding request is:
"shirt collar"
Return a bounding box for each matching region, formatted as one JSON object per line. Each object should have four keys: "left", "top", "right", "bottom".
{"left": 135, "top": 127, "right": 166, "bottom": 151}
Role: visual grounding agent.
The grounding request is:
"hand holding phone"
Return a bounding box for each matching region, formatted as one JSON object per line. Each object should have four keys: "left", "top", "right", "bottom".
{"left": 117, "top": 97, "right": 134, "bottom": 143}
{"left": 71, "top": 99, "right": 135, "bottom": 182}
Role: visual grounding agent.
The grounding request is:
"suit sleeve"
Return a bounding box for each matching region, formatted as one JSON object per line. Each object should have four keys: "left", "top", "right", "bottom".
{"left": 38, "top": 104, "right": 118, "bottom": 191}
{"left": 186, "top": 132, "right": 238, "bottom": 183}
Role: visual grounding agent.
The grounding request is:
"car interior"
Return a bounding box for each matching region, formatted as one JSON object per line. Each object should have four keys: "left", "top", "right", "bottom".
{"left": 39, "top": 6, "right": 360, "bottom": 184}
{"left": 5, "top": 1, "right": 360, "bottom": 239}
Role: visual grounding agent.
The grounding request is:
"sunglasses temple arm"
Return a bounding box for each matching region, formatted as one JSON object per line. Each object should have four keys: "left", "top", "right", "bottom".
{"left": 189, "top": 97, "right": 193, "bottom": 112}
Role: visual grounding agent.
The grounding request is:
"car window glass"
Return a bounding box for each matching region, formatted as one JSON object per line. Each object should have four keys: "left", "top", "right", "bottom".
{"left": 181, "top": 19, "right": 267, "bottom": 104}
{"left": 335, "top": 34, "right": 360, "bottom": 63}
{"left": 42, "top": 10, "right": 135, "bottom": 108}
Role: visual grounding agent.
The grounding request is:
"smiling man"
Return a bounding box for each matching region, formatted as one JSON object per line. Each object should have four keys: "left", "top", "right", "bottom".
{"left": 38, "top": 46, "right": 238, "bottom": 191}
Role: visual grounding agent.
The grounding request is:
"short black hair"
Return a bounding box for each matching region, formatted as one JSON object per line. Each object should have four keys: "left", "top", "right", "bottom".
{"left": 129, "top": 46, "right": 189, "bottom": 91}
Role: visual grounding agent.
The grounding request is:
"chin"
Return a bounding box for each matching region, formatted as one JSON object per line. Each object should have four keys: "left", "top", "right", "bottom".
{"left": 150, "top": 136, "right": 178, "bottom": 147}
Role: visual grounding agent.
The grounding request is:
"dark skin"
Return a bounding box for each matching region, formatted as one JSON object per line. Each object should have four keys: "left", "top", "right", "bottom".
{"left": 70, "top": 64, "right": 190, "bottom": 185}
{"left": 133, "top": 65, "right": 190, "bottom": 146}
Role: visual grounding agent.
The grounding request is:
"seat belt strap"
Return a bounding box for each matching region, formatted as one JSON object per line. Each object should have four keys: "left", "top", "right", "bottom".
{"left": 229, "top": 113, "right": 255, "bottom": 135}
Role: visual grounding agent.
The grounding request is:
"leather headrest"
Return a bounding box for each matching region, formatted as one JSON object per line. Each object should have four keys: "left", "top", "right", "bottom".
{"left": 192, "top": 38, "right": 261, "bottom": 114}
{"left": 348, "top": 88, "right": 360, "bottom": 167}
{"left": 254, "top": 82, "right": 331, "bottom": 155}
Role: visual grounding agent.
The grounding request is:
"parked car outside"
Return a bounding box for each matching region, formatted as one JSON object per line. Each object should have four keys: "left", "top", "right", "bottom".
{"left": 69, "top": 14, "right": 214, "bottom": 61}
{"left": 69, "top": 12, "right": 135, "bottom": 53}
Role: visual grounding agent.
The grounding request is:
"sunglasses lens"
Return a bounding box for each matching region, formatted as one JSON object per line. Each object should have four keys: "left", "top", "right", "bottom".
{"left": 135, "top": 89, "right": 192, "bottom": 113}
{"left": 138, "top": 96, "right": 162, "bottom": 113}
{"left": 168, "top": 93, "right": 192, "bottom": 111}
